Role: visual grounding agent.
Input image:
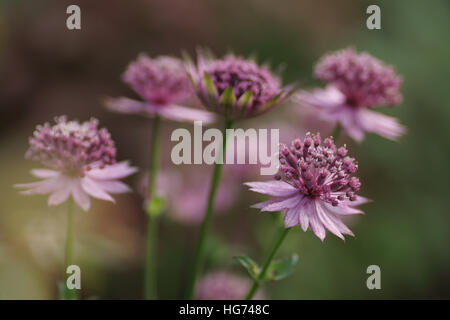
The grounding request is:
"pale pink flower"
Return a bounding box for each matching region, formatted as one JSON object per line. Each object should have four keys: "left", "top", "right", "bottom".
{"left": 196, "top": 271, "right": 264, "bottom": 300}
{"left": 105, "top": 54, "right": 215, "bottom": 123}
{"left": 15, "top": 116, "right": 137, "bottom": 211}
{"left": 246, "top": 133, "right": 369, "bottom": 241}
{"left": 297, "top": 48, "right": 406, "bottom": 142}
{"left": 186, "top": 50, "right": 296, "bottom": 120}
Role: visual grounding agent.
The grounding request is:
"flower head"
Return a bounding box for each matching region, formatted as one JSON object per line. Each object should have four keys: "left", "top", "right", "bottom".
{"left": 315, "top": 48, "right": 402, "bottom": 108}
{"left": 246, "top": 133, "right": 369, "bottom": 241}
{"left": 105, "top": 54, "right": 215, "bottom": 123}
{"left": 195, "top": 271, "right": 264, "bottom": 300}
{"left": 15, "top": 116, "right": 137, "bottom": 211}
{"left": 297, "top": 48, "right": 406, "bottom": 141}
{"left": 187, "top": 51, "right": 296, "bottom": 120}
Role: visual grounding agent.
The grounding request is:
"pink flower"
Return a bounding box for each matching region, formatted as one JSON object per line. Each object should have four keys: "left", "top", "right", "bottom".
{"left": 195, "top": 271, "right": 264, "bottom": 300}
{"left": 297, "top": 48, "right": 406, "bottom": 142}
{"left": 246, "top": 133, "right": 369, "bottom": 241}
{"left": 15, "top": 116, "right": 137, "bottom": 211}
{"left": 187, "top": 50, "right": 296, "bottom": 120}
{"left": 105, "top": 54, "right": 215, "bottom": 123}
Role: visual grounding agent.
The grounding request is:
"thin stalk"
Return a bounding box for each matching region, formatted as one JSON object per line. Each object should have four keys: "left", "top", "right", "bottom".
{"left": 144, "top": 116, "right": 161, "bottom": 300}
{"left": 186, "top": 119, "right": 234, "bottom": 299}
{"left": 62, "top": 198, "right": 77, "bottom": 300}
{"left": 245, "top": 228, "right": 291, "bottom": 300}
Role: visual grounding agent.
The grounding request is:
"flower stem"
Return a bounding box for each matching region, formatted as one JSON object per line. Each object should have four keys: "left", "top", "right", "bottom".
{"left": 186, "top": 119, "right": 234, "bottom": 299}
{"left": 144, "top": 115, "right": 161, "bottom": 300}
{"left": 245, "top": 227, "right": 291, "bottom": 300}
{"left": 62, "top": 198, "right": 77, "bottom": 300}
{"left": 331, "top": 123, "right": 342, "bottom": 142}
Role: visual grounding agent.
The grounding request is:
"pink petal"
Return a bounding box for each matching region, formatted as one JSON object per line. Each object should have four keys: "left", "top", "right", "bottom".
{"left": 93, "top": 180, "right": 131, "bottom": 194}
{"left": 284, "top": 205, "right": 300, "bottom": 228}
{"left": 30, "top": 169, "right": 59, "bottom": 178}
{"left": 315, "top": 200, "right": 344, "bottom": 240}
{"left": 104, "top": 97, "right": 147, "bottom": 114}
{"left": 245, "top": 181, "right": 298, "bottom": 197}
{"left": 322, "top": 201, "right": 364, "bottom": 216}
{"left": 72, "top": 180, "right": 91, "bottom": 211}
{"left": 15, "top": 177, "right": 62, "bottom": 195}
{"left": 359, "top": 109, "right": 406, "bottom": 141}
{"left": 308, "top": 206, "right": 326, "bottom": 241}
{"left": 86, "top": 162, "right": 138, "bottom": 180}
{"left": 158, "top": 104, "right": 216, "bottom": 124}
{"left": 48, "top": 178, "right": 73, "bottom": 206}
{"left": 81, "top": 177, "right": 115, "bottom": 203}
{"left": 260, "top": 195, "right": 301, "bottom": 212}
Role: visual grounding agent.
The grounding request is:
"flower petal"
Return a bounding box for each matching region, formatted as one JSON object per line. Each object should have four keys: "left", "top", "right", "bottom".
{"left": 359, "top": 109, "right": 406, "bottom": 141}
{"left": 308, "top": 205, "right": 326, "bottom": 241}
{"left": 260, "top": 195, "right": 301, "bottom": 212}
{"left": 48, "top": 178, "right": 73, "bottom": 206}
{"left": 72, "top": 180, "right": 91, "bottom": 211}
{"left": 283, "top": 197, "right": 306, "bottom": 228}
{"left": 86, "top": 162, "right": 138, "bottom": 180}
{"left": 158, "top": 104, "right": 216, "bottom": 124}
{"left": 103, "top": 97, "right": 147, "bottom": 114}
{"left": 245, "top": 181, "right": 298, "bottom": 197}
{"left": 81, "top": 177, "right": 115, "bottom": 203}
{"left": 315, "top": 200, "right": 344, "bottom": 240}
{"left": 30, "top": 169, "right": 59, "bottom": 178}
{"left": 15, "top": 176, "right": 62, "bottom": 195}
{"left": 93, "top": 180, "right": 131, "bottom": 194}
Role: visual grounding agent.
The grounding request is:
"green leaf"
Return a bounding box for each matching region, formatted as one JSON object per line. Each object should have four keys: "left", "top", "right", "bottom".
{"left": 265, "top": 253, "right": 299, "bottom": 281}
{"left": 237, "top": 90, "right": 253, "bottom": 111}
{"left": 203, "top": 72, "right": 218, "bottom": 98}
{"left": 220, "top": 87, "right": 235, "bottom": 118}
{"left": 146, "top": 196, "right": 166, "bottom": 218}
{"left": 234, "top": 255, "right": 261, "bottom": 280}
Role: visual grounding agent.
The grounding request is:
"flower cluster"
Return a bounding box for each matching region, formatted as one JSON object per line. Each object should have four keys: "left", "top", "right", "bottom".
{"left": 188, "top": 52, "right": 295, "bottom": 120}
{"left": 105, "top": 54, "right": 215, "bottom": 123}
{"left": 246, "top": 133, "right": 368, "bottom": 241}
{"left": 297, "top": 48, "right": 406, "bottom": 141}
{"left": 15, "top": 116, "right": 137, "bottom": 211}
{"left": 314, "top": 48, "right": 402, "bottom": 108}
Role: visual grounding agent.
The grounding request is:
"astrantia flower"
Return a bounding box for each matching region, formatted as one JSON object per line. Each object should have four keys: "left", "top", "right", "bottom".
{"left": 245, "top": 133, "right": 369, "bottom": 241}
{"left": 187, "top": 51, "right": 296, "bottom": 120}
{"left": 195, "top": 272, "right": 264, "bottom": 300}
{"left": 297, "top": 48, "right": 406, "bottom": 141}
{"left": 105, "top": 54, "right": 215, "bottom": 123}
{"left": 15, "top": 116, "right": 137, "bottom": 211}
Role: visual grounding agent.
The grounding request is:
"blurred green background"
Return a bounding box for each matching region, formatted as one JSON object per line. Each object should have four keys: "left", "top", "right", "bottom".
{"left": 1, "top": 0, "right": 449, "bottom": 299}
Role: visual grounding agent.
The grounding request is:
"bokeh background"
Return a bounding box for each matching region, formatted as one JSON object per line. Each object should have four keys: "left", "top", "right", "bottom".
{"left": 1, "top": 0, "right": 449, "bottom": 299}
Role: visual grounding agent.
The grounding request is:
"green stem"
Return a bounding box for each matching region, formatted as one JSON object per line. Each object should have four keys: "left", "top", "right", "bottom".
{"left": 245, "top": 228, "right": 291, "bottom": 300}
{"left": 186, "top": 119, "right": 234, "bottom": 299}
{"left": 62, "top": 198, "right": 77, "bottom": 300}
{"left": 144, "top": 116, "right": 161, "bottom": 300}
{"left": 331, "top": 123, "right": 342, "bottom": 142}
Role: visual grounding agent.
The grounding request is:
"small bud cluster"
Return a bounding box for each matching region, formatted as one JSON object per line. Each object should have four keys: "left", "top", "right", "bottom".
{"left": 277, "top": 133, "right": 361, "bottom": 206}
{"left": 26, "top": 116, "right": 116, "bottom": 174}
{"left": 314, "top": 48, "right": 402, "bottom": 108}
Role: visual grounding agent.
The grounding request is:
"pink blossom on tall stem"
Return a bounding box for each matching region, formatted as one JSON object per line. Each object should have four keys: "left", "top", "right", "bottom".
{"left": 297, "top": 48, "right": 406, "bottom": 142}
{"left": 105, "top": 54, "right": 215, "bottom": 123}
{"left": 186, "top": 50, "right": 297, "bottom": 120}
{"left": 15, "top": 116, "right": 137, "bottom": 211}
{"left": 196, "top": 272, "right": 264, "bottom": 300}
{"left": 246, "top": 133, "right": 369, "bottom": 241}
